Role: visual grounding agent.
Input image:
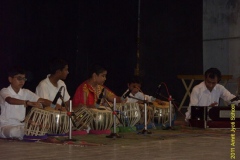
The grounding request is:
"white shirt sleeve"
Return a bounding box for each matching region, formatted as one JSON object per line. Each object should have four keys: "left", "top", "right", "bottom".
{"left": 0, "top": 88, "right": 11, "bottom": 100}
{"left": 36, "top": 82, "right": 49, "bottom": 100}
{"left": 25, "top": 89, "right": 40, "bottom": 102}
{"left": 219, "top": 85, "right": 236, "bottom": 102}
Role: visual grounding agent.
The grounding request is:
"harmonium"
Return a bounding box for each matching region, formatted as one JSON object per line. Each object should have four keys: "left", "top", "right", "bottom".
{"left": 190, "top": 105, "right": 240, "bottom": 128}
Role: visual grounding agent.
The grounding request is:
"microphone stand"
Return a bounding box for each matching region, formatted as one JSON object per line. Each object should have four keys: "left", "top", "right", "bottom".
{"left": 162, "top": 95, "right": 174, "bottom": 130}
{"left": 59, "top": 96, "right": 77, "bottom": 141}
{"left": 103, "top": 98, "right": 124, "bottom": 126}
{"left": 169, "top": 95, "right": 173, "bottom": 128}
{"left": 155, "top": 92, "right": 170, "bottom": 102}
{"left": 106, "top": 98, "right": 121, "bottom": 138}
{"left": 154, "top": 83, "right": 175, "bottom": 130}
{"left": 128, "top": 95, "right": 152, "bottom": 134}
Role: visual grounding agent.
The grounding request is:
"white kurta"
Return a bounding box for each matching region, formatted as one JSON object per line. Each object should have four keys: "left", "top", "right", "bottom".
{"left": 36, "top": 74, "right": 70, "bottom": 105}
{"left": 123, "top": 89, "right": 155, "bottom": 103}
{"left": 0, "top": 85, "right": 39, "bottom": 139}
{"left": 185, "top": 81, "right": 239, "bottom": 120}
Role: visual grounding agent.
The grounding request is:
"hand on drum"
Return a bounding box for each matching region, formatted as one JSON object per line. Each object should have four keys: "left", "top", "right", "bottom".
{"left": 209, "top": 102, "right": 218, "bottom": 107}
{"left": 155, "top": 99, "right": 166, "bottom": 105}
{"left": 121, "top": 98, "right": 127, "bottom": 103}
{"left": 27, "top": 101, "right": 43, "bottom": 108}
{"left": 55, "top": 104, "right": 67, "bottom": 111}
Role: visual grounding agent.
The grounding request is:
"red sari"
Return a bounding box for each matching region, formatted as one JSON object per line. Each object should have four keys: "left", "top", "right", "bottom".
{"left": 72, "top": 81, "right": 116, "bottom": 108}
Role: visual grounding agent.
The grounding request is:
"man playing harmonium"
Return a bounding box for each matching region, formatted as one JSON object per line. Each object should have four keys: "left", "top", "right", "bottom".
{"left": 185, "top": 68, "right": 240, "bottom": 123}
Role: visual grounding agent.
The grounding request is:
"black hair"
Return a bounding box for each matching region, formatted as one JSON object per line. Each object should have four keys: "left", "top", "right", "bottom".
{"left": 205, "top": 68, "right": 222, "bottom": 82}
{"left": 49, "top": 58, "right": 68, "bottom": 74}
{"left": 8, "top": 66, "right": 26, "bottom": 77}
{"left": 88, "top": 64, "right": 107, "bottom": 78}
{"left": 127, "top": 75, "right": 142, "bottom": 85}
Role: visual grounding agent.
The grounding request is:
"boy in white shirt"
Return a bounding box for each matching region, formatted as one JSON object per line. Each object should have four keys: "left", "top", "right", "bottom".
{"left": 122, "top": 76, "right": 164, "bottom": 105}
{"left": 0, "top": 67, "right": 52, "bottom": 140}
{"left": 36, "top": 58, "right": 70, "bottom": 109}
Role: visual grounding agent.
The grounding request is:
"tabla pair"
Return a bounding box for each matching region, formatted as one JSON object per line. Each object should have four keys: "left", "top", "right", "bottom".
{"left": 138, "top": 101, "right": 175, "bottom": 125}
{"left": 24, "top": 106, "right": 93, "bottom": 136}
{"left": 76, "top": 103, "right": 141, "bottom": 131}
{"left": 89, "top": 103, "right": 142, "bottom": 130}
{"left": 24, "top": 106, "right": 116, "bottom": 136}
{"left": 24, "top": 105, "right": 122, "bottom": 136}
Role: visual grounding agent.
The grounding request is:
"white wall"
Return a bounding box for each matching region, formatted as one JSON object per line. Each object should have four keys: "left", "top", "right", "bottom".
{"left": 203, "top": 0, "right": 240, "bottom": 97}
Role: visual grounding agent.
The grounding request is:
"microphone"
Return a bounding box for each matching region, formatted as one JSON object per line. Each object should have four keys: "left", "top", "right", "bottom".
{"left": 154, "top": 84, "right": 162, "bottom": 97}
{"left": 51, "top": 86, "right": 64, "bottom": 108}
{"left": 96, "top": 88, "right": 105, "bottom": 106}
{"left": 230, "top": 96, "right": 240, "bottom": 102}
{"left": 122, "top": 90, "right": 131, "bottom": 99}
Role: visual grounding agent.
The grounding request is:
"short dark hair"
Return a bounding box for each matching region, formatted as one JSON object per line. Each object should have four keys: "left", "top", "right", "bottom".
{"left": 205, "top": 68, "right": 222, "bottom": 82}
{"left": 8, "top": 66, "right": 26, "bottom": 77}
{"left": 127, "top": 75, "right": 142, "bottom": 85}
{"left": 49, "top": 58, "right": 68, "bottom": 74}
{"left": 88, "top": 64, "right": 107, "bottom": 78}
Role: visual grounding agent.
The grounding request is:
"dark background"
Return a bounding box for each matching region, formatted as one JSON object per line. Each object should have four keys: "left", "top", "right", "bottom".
{"left": 0, "top": 0, "right": 203, "bottom": 107}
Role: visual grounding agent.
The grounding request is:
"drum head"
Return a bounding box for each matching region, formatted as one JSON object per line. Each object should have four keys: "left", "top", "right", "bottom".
{"left": 152, "top": 101, "right": 169, "bottom": 109}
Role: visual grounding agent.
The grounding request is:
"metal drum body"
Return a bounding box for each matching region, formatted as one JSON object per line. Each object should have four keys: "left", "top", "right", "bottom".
{"left": 153, "top": 101, "right": 175, "bottom": 125}
{"left": 116, "top": 103, "right": 141, "bottom": 127}
{"left": 89, "top": 107, "right": 113, "bottom": 130}
{"left": 139, "top": 104, "right": 154, "bottom": 125}
{"left": 45, "top": 107, "right": 69, "bottom": 135}
{"left": 24, "top": 107, "right": 50, "bottom": 136}
{"left": 73, "top": 106, "right": 93, "bottom": 130}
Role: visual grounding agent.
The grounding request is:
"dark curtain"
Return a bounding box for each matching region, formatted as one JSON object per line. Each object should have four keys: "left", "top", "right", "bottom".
{"left": 0, "top": 0, "right": 202, "bottom": 106}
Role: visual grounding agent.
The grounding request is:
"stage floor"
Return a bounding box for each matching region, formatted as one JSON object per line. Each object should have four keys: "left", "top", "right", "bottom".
{"left": 0, "top": 112, "right": 239, "bottom": 160}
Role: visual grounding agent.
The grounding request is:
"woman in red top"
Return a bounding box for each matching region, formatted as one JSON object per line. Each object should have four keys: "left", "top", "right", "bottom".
{"left": 72, "top": 64, "right": 122, "bottom": 109}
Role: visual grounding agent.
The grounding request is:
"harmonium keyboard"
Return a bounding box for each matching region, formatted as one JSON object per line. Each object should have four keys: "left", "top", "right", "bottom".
{"left": 190, "top": 105, "right": 240, "bottom": 128}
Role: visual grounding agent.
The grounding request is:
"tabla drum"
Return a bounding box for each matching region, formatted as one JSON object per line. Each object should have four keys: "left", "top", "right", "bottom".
{"left": 152, "top": 101, "right": 175, "bottom": 125}
{"left": 89, "top": 107, "right": 113, "bottom": 130}
{"left": 73, "top": 106, "right": 93, "bottom": 130}
{"left": 138, "top": 104, "right": 154, "bottom": 125}
{"left": 116, "top": 103, "right": 141, "bottom": 127}
{"left": 44, "top": 107, "right": 69, "bottom": 135}
{"left": 24, "top": 107, "right": 50, "bottom": 136}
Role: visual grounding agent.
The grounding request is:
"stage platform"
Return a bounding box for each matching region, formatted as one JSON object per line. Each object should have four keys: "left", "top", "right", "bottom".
{"left": 0, "top": 111, "right": 239, "bottom": 160}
